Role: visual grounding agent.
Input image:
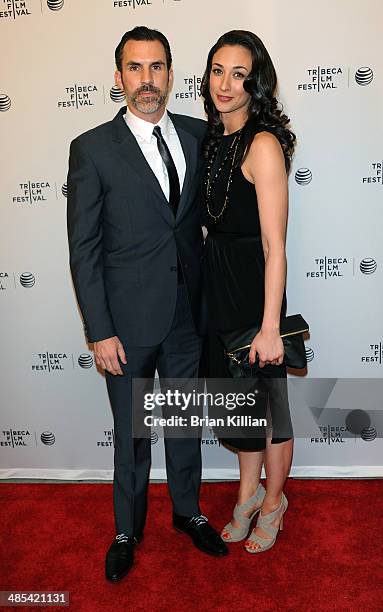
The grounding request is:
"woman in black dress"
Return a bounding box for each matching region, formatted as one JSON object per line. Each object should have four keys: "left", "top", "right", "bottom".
{"left": 201, "top": 31, "right": 296, "bottom": 553}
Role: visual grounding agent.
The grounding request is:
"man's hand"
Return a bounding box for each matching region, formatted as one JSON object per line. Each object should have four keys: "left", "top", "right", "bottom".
{"left": 94, "top": 336, "right": 127, "bottom": 375}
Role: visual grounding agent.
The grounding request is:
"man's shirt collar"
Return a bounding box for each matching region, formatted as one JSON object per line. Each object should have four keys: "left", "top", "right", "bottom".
{"left": 124, "top": 106, "right": 172, "bottom": 143}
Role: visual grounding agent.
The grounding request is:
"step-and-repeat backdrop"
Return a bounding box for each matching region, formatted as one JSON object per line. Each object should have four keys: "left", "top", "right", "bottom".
{"left": 1, "top": 0, "right": 382, "bottom": 479}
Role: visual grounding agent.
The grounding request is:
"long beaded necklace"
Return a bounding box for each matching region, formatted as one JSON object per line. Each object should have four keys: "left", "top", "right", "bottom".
{"left": 205, "top": 130, "right": 242, "bottom": 224}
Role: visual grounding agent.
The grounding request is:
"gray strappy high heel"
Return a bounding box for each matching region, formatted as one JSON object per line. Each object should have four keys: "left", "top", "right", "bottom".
{"left": 221, "top": 482, "right": 266, "bottom": 543}
{"left": 244, "top": 492, "right": 288, "bottom": 553}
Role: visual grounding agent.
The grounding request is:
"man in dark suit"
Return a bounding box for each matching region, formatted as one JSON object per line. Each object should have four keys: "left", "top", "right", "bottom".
{"left": 67, "top": 26, "right": 228, "bottom": 581}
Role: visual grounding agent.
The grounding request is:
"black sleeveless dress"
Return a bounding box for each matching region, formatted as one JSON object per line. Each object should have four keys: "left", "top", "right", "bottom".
{"left": 203, "top": 129, "right": 293, "bottom": 451}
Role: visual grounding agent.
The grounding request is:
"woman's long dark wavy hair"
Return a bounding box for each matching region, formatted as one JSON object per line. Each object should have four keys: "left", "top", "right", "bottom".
{"left": 201, "top": 30, "right": 296, "bottom": 172}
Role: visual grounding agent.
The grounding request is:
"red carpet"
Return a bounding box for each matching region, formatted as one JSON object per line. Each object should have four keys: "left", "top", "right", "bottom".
{"left": 1, "top": 480, "right": 382, "bottom": 611}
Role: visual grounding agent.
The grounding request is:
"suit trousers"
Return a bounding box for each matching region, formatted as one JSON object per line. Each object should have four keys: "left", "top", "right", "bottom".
{"left": 105, "top": 284, "right": 203, "bottom": 537}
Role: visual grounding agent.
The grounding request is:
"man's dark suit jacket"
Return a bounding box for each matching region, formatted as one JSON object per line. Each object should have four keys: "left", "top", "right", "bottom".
{"left": 67, "top": 107, "right": 206, "bottom": 346}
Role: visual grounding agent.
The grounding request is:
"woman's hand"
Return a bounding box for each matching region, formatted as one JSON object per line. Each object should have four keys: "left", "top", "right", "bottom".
{"left": 249, "top": 328, "right": 284, "bottom": 368}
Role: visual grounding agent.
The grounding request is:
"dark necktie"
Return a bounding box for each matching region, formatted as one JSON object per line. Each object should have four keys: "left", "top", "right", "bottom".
{"left": 152, "top": 125, "right": 180, "bottom": 216}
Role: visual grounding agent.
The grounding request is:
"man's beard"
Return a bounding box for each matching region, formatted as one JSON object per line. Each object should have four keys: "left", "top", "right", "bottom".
{"left": 128, "top": 84, "right": 167, "bottom": 114}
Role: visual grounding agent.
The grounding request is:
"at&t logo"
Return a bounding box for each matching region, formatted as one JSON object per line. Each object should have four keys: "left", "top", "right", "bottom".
{"left": 355, "top": 67, "right": 373, "bottom": 86}
{"left": 360, "top": 426, "right": 377, "bottom": 441}
{"left": 58, "top": 84, "right": 99, "bottom": 109}
{"left": 47, "top": 0, "right": 64, "bottom": 10}
{"left": 97, "top": 430, "right": 115, "bottom": 447}
{"left": 110, "top": 86, "right": 125, "bottom": 103}
{"left": 20, "top": 272, "right": 35, "bottom": 287}
{"left": 0, "top": 0, "right": 32, "bottom": 19}
{"left": 0, "top": 94, "right": 11, "bottom": 111}
{"left": 361, "top": 161, "right": 382, "bottom": 185}
{"left": 359, "top": 258, "right": 377, "bottom": 274}
{"left": 305, "top": 347, "right": 314, "bottom": 362}
{"left": 175, "top": 76, "right": 202, "bottom": 101}
{"left": 295, "top": 168, "right": 312, "bottom": 185}
{"left": 78, "top": 354, "right": 93, "bottom": 368}
{"left": 306, "top": 257, "right": 349, "bottom": 279}
{"left": 41, "top": 431, "right": 55, "bottom": 445}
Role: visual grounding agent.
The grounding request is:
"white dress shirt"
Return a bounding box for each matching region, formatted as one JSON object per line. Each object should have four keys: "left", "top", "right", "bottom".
{"left": 124, "top": 106, "right": 186, "bottom": 201}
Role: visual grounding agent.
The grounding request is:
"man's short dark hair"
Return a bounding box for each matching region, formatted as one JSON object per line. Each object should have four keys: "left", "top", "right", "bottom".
{"left": 115, "top": 26, "right": 172, "bottom": 72}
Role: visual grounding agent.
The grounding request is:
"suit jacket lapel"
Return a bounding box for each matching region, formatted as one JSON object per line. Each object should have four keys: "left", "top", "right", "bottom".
{"left": 169, "top": 112, "right": 199, "bottom": 221}
{"left": 111, "top": 108, "right": 174, "bottom": 224}
{"left": 111, "top": 108, "right": 200, "bottom": 224}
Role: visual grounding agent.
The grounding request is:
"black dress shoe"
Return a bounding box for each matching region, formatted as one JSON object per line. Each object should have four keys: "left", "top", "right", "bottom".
{"left": 105, "top": 535, "right": 138, "bottom": 582}
{"left": 173, "top": 513, "right": 229, "bottom": 557}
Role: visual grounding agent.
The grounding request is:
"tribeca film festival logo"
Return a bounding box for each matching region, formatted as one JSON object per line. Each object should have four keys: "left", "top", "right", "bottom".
{"left": 310, "top": 424, "right": 349, "bottom": 444}
{"left": 305, "top": 257, "right": 379, "bottom": 279}
{"left": 0, "top": 429, "right": 55, "bottom": 447}
{"left": 0, "top": 0, "right": 32, "bottom": 19}
{"left": 202, "top": 428, "right": 221, "bottom": 447}
{"left": 12, "top": 181, "right": 53, "bottom": 205}
{"left": 297, "top": 65, "right": 373, "bottom": 92}
{"left": 0, "top": 0, "right": 64, "bottom": 20}
{"left": 361, "top": 341, "right": 383, "bottom": 365}
{"left": 310, "top": 405, "right": 379, "bottom": 444}
{"left": 97, "top": 429, "right": 115, "bottom": 448}
{"left": 57, "top": 84, "right": 100, "bottom": 109}
{"left": 11, "top": 180, "right": 70, "bottom": 205}
{"left": 0, "top": 273, "right": 8, "bottom": 291}
{"left": 306, "top": 257, "right": 349, "bottom": 279}
{"left": 0, "top": 429, "right": 32, "bottom": 447}
{"left": 112, "top": 0, "right": 152, "bottom": 8}
{"left": 112, "top": 0, "right": 182, "bottom": 6}
{"left": 31, "top": 352, "right": 94, "bottom": 372}
{"left": 175, "top": 75, "right": 201, "bottom": 101}
{"left": 361, "top": 161, "right": 382, "bottom": 186}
